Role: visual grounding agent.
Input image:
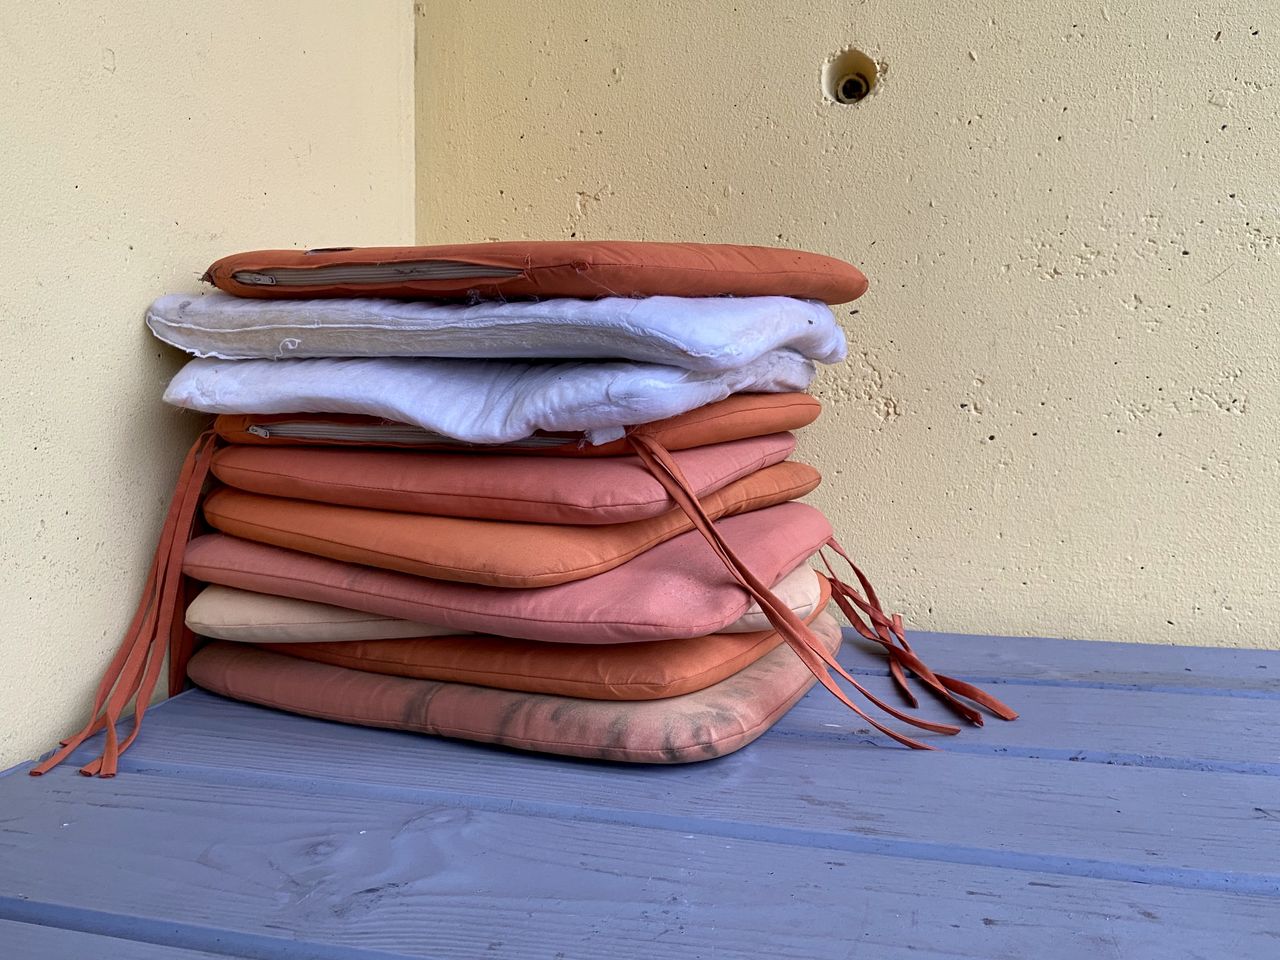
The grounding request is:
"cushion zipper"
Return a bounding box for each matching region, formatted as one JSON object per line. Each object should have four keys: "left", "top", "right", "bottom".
{"left": 232, "top": 262, "right": 525, "bottom": 286}
{"left": 245, "top": 421, "right": 573, "bottom": 448}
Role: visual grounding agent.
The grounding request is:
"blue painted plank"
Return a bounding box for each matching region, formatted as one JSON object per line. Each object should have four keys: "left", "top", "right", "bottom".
{"left": 864, "top": 631, "right": 1280, "bottom": 696}
{"left": 783, "top": 650, "right": 1280, "bottom": 775}
{"left": 65, "top": 691, "right": 1280, "bottom": 895}
{"left": 0, "top": 769, "right": 1276, "bottom": 960}
{"left": 0, "top": 918, "right": 227, "bottom": 959}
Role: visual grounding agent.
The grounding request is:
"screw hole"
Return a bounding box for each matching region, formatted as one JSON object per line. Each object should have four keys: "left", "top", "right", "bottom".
{"left": 823, "top": 47, "right": 879, "bottom": 105}
{"left": 838, "top": 74, "right": 869, "bottom": 103}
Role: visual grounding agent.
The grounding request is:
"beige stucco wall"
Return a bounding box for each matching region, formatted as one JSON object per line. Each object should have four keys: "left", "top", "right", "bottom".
{"left": 417, "top": 2, "right": 1280, "bottom": 649}
{"left": 2, "top": 2, "right": 1275, "bottom": 769}
{"left": 0, "top": 1, "right": 416, "bottom": 768}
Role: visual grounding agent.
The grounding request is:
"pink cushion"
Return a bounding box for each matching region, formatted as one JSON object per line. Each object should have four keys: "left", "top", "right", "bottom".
{"left": 183, "top": 566, "right": 824, "bottom": 642}
{"left": 210, "top": 433, "right": 796, "bottom": 524}
{"left": 186, "top": 613, "right": 842, "bottom": 763}
{"left": 182, "top": 502, "right": 833, "bottom": 644}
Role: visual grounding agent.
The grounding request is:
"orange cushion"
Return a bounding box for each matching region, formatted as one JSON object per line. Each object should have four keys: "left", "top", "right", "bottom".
{"left": 212, "top": 392, "right": 820, "bottom": 454}
{"left": 260, "top": 577, "right": 830, "bottom": 700}
{"left": 181, "top": 502, "right": 833, "bottom": 644}
{"left": 186, "top": 612, "right": 842, "bottom": 763}
{"left": 209, "top": 433, "right": 795, "bottom": 524}
{"left": 203, "top": 241, "right": 867, "bottom": 305}
{"left": 201, "top": 461, "right": 819, "bottom": 588}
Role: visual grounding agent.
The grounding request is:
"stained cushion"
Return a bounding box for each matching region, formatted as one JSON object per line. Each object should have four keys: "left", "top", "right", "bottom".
{"left": 148, "top": 292, "right": 847, "bottom": 370}
{"left": 185, "top": 612, "right": 843, "bottom": 762}
{"left": 185, "top": 566, "right": 823, "bottom": 643}
{"left": 259, "top": 578, "right": 830, "bottom": 700}
{"left": 201, "top": 461, "right": 820, "bottom": 588}
{"left": 209, "top": 433, "right": 796, "bottom": 524}
{"left": 165, "top": 351, "right": 815, "bottom": 445}
{"left": 212, "top": 392, "right": 821, "bottom": 455}
{"left": 202, "top": 241, "right": 868, "bottom": 304}
{"left": 182, "top": 502, "right": 833, "bottom": 644}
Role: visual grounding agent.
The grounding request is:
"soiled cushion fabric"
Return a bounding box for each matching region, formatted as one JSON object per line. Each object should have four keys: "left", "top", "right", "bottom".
{"left": 212, "top": 392, "right": 821, "bottom": 455}
{"left": 203, "top": 241, "right": 868, "bottom": 305}
{"left": 259, "top": 578, "right": 831, "bottom": 700}
{"left": 165, "top": 352, "right": 815, "bottom": 445}
{"left": 186, "top": 612, "right": 843, "bottom": 762}
{"left": 202, "top": 461, "right": 820, "bottom": 587}
{"left": 147, "top": 292, "right": 847, "bottom": 370}
{"left": 182, "top": 502, "right": 833, "bottom": 644}
{"left": 185, "top": 585, "right": 471, "bottom": 642}
{"left": 209, "top": 433, "right": 796, "bottom": 524}
{"left": 184, "top": 567, "right": 824, "bottom": 643}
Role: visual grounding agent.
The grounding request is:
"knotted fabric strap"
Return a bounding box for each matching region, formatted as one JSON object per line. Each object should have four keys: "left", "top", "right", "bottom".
{"left": 819, "top": 542, "right": 1018, "bottom": 723}
{"left": 626, "top": 430, "right": 1016, "bottom": 747}
{"left": 31, "top": 430, "right": 217, "bottom": 778}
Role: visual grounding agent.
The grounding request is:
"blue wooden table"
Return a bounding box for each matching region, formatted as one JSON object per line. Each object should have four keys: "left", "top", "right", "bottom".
{"left": 2, "top": 630, "right": 1277, "bottom": 958}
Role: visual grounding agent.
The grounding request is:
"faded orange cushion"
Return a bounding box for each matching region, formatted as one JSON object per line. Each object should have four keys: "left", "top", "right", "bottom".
{"left": 201, "top": 461, "right": 819, "bottom": 588}
{"left": 212, "top": 391, "right": 820, "bottom": 454}
{"left": 186, "top": 612, "right": 842, "bottom": 763}
{"left": 209, "top": 433, "right": 795, "bottom": 524}
{"left": 260, "top": 577, "right": 830, "bottom": 700}
{"left": 181, "top": 502, "right": 834, "bottom": 644}
{"left": 204, "top": 241, "right": 867, "bottom": 304}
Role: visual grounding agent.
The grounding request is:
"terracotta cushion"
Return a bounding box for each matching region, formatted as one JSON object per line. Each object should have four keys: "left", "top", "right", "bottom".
{"left": 181, "top": 502, "right": 833, "bottom": 644}
{"left": 212, "top": 392, "right": 820, "bottom": 454}
{"left": 201, "top": 461, "right": 820, "bottom": 588}
{"left": 203, "top": 241, "right": 868, "bottom": 305}
{"left": 209, "top": 433, "right": 795, "bottom": 524}
{"left": 186, "top": 612, "right": 843, "bottom": 763}
{"left": 185, "top": 565, "right": 824, "bottom": 643}
{"left": 259, "top": 578, "right": 830, "bottom": 700}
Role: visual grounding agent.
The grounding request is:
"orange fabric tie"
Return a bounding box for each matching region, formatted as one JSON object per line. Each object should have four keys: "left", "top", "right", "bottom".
{"left": 30, "top": 430, "right": 217, "bottom": 778}
{"left": 626, "top": 430, "right": 1017, "bottom": 747}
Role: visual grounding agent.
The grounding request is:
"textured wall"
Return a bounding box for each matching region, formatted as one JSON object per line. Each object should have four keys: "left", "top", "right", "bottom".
{"left": 0, "top": 1, "right": 416, "bottom": 768}
{"left": 416, "top": 2, "right": 1280, "bottom": 649}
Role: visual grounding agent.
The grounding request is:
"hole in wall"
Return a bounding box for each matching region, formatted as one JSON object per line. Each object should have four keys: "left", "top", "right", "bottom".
{"left": 822, "top": 47, "right": 879, "bottom": 104}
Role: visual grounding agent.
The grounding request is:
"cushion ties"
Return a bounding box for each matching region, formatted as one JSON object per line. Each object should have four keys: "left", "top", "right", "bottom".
{"left": 30, "top": 430, "right": 218, "bottom": 778}
{"left": 626, "top": 431, "right": 959, "bottom": 749}
{"left": 819, "top": 540, "right": 1019, "bottom": 724}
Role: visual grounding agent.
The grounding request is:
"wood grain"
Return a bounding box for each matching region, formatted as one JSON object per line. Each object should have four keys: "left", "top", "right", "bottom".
{"left": 60, "top": 690, "right": 1280, "bottom": 894}
{"left": 0, "top": 919, "right": 226, "bottom": 960}
{"left": 1, "top": 771, "right": 1276, "bottom": 960}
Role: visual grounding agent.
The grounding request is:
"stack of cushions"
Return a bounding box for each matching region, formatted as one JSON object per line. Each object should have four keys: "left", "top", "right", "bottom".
{"left": 34, "top": 241, "right": 1014, "bottom": 778}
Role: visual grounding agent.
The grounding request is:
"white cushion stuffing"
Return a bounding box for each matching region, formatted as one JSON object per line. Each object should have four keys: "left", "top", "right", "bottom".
{"left": 163, "top": 351, "right": 816, "bottom": 445}
{"left": 146, "top": 291, "right": 847, "bottom": 372}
